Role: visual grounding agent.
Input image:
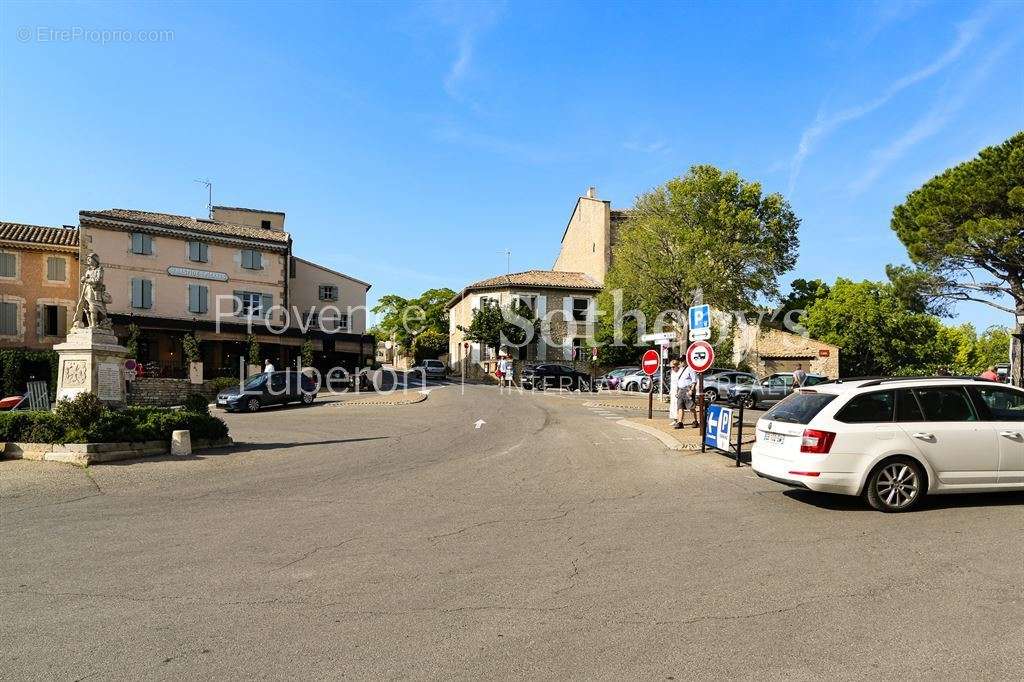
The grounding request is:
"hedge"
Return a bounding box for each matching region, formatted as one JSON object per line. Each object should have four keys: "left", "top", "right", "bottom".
{"left": 0, "top": 393, "right": 229, "bottom": 444}
{"left": 0, "top": 349, "right": 59, "bottom": 397}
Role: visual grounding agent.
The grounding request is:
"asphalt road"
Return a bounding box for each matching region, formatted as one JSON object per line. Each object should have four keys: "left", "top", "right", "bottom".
{"left": 2, "top": 383, "right": 1023, "bottom": 679}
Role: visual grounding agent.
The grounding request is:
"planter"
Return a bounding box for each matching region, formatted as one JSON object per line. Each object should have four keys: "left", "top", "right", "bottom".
{"left": 1, "top": 436, "right": 233, "bottom": 466}
{"left": 189, "top": 361, "right": 204, "bottom": 385}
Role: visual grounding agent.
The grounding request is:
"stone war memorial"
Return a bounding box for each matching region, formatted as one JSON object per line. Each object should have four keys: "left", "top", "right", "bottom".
{"left": 54, "top": 251, "right": 128, "bottom": 405}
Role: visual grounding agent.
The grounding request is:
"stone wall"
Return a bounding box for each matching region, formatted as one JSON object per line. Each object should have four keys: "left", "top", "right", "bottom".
{"left": 127, "top": 377, "right": 219, "bottom": 407}
{"left": 732, "top": 326, "right": 840, "bottom": 378}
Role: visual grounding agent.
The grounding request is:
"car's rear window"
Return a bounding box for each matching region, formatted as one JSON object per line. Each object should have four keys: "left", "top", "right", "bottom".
{"left": 762, "top": 392, "right": 836, "bottom": 424}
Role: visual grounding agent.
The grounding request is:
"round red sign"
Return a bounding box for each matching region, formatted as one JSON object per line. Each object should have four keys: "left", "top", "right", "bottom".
{"left": 686, "top": 341, "right": 715, "bottom": 373}
{"left": 641, "top": 349, "right": 660, "bottom": 376}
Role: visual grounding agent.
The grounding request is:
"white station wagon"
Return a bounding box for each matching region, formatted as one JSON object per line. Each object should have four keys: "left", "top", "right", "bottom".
{"left": 751, "top": 377, "right": 1024, "bottom": 512}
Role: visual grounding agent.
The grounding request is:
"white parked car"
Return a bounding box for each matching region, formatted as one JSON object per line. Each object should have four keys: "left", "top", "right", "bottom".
{"left": 752, "top": 377, "right": 1024, "bottom": 512}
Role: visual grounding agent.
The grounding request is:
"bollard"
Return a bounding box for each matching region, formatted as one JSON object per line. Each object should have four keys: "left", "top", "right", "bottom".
{"left": 171, "top": 430, "right": 192, "bottom": 457}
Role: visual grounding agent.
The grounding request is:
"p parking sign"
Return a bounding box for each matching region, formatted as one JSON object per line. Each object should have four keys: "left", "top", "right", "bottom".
{"left": 704, "top": 403, "right": 733, "bottom": 452}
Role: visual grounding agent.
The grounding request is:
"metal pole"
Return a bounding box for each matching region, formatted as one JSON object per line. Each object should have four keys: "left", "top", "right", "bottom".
{"left": 647, "top": 376, "right": 654, "bottom": 420}
{"left": 699, "top": 373, "right": 707, "bottom": 453}
{"left": 735, "top": 401, "right": 745, "bottom": 467}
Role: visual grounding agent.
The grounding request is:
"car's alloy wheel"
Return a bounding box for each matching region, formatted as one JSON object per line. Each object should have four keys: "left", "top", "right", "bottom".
{"left": 739, "top": 395, "right": 755, "bottom": 409}
{"left": 246, "top": 398, "right": 261, "bottom": 412}
{"left": 301, "top": 393, "right": 314, "bottom": 405}
{"left": 703, "top": 389, "right": 717, "bottom": 404}
{"left": 866, "top": 458, "right": 924, "bottom": 512}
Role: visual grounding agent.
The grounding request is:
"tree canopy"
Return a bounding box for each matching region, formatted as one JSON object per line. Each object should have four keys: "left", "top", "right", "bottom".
{"left": 371, "top": 287, "right": 455, "bottom": 359}
{"left": 891, "top": 131, "right": 1024, "bottom": 316}
{"left": 603, "top": 164, "right": 800, "bottom": 328}
{"left": 458, "top": 301, "right": 537, "bottom": 359}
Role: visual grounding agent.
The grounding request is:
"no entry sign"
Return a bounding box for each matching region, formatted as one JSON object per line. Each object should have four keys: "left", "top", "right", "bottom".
{"left": 641, "top": 349, "right": 660, "bottom": 376}
{"left": 686, "top": 341, "right": 715, "bottom": 373}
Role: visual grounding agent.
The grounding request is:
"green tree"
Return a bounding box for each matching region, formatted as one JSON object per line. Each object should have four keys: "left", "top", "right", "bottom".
{"left": 458, "top": 301, "right": 537, "bottom": 359}
{"left": 803, "top": 278, "right": 957, "bottom": 377}
{"left": 371, "top": 288, "right": 456, "bottom": 354}
{"left": 602, "top": 165, "right": 799, "bottom": 340}
{"left": 300, "top": 338, "right": 314, "bottom": 368}
{"left": 890, "top": 132, "right": 1024, "bottom": 383}
{"left": 247, "top": 334, "right": 260, "bottom": 366}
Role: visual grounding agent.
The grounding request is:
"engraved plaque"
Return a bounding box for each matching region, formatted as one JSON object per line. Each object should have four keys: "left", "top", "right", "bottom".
{"left": 97, "top": 363, "right": 123, "bottom": 401}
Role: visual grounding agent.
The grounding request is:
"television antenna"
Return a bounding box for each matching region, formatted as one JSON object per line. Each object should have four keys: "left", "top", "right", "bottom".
{"left": 194, "top": 178, "right": 213, "bottom": 218}
{"left": 499, "top": 249, "right": 511, "bottom": 274}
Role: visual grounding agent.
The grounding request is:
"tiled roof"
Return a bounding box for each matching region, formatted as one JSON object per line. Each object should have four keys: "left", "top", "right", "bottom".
{"left": 212, "top": 205, "right": 286, "bottom": 216}
{"left": 0, "top": 221, "right": 79, "bottom": 247}
{"left": 610, "top": 209, "right": 631, "bottom": 221}
{"left": 79, "top": 208, "right": 291, "bottom": 244}
{"left": 467, "top": 269, "right": 602, "bottom": 290}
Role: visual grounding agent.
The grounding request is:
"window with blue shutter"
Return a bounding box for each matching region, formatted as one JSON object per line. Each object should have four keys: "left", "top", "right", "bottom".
{"left": 131, "top": 233, "right": 153, "bottom": 255}
{"left": 188, "top": 241, "right": 208, "bottom": 263}
{"left": 132, "top": 278, "right": 153, "bottom": 309}
{"left": 188, "top": 284, "right": 208, "bottom": 314}
{"left": 0, "top": 252, "right": 16, "bottom": 278}
{"left": 241, "top": 249, "right": 263, "bottom": 270}
{"left": 261, "top": 294, "right": 273, "bottom": 318}
{"left": 0, "top": 301, "right": 18, "bottom": 335}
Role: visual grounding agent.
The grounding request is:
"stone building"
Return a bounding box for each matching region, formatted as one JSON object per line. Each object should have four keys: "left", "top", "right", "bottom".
{"left": 78, "top": 206, "right": 374, "bottom": 378}
{"left": 733, "top": 325, "right": 839, "bottom": 378}
{"left": 447, "top": 270, "right": 602, "bottom": 368}
{"left": 0, "top": 221, "right": 80, "bottom": 351}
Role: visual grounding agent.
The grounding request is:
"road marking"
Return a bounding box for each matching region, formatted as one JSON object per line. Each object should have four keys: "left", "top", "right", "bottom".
{"left": 474, "top": 419, "right": 486, "bottom": 429}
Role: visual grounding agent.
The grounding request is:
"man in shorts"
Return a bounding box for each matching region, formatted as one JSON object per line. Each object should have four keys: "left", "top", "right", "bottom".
{"left": 674, "top": 363, "right": 699, "bottom": 429}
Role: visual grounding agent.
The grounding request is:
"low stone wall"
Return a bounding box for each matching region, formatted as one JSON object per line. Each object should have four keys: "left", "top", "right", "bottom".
{"left": 127, "top": 378, "right": 219, "bottom": 407}
{"left": 2, "top": 436, "right": 233, "bottom": 465}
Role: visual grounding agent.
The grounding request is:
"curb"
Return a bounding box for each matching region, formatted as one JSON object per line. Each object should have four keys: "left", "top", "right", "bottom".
{"left": 334, "top": 393, "right": 428, "bottom": 408}
{"left": 616, "top": 419, "right": 691, "bottom": 451}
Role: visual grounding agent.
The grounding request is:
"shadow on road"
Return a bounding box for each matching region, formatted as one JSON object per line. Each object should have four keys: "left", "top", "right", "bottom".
{"left": 226, "top": 437, "right": 391, "bottom": 453}
{"left": 783, "top": 488, "right": 1024, "bottom": 513}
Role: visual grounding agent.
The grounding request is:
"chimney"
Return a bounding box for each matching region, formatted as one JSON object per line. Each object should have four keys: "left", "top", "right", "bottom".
{"left": 586, "top": 186, "right": 597, "bottom": 199}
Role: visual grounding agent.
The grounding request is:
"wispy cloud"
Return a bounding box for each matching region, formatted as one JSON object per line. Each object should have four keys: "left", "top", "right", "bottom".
{"left": 787, "top": 3, "right": 995, "bottom": 194}
{"left": 623, "top": 139, "right": 669, "bottom": 154}
{"left": 848, "top": 31, "right": 1021, "bottom": 195}
{"left": 425, "top": 1, "right": 504, "bottom": 100}
{"left": 434, "top": 124, "right": 558, "bottom": 164}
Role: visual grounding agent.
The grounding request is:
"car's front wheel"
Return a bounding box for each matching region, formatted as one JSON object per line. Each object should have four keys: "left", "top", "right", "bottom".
{"left": 246, "top": 398, "right": 261, "bottom": 413}
{"left": 703, "top": 388, "right": 718, "bottom": 404}
{"left": 865, "top": 457, "right": 925, "bottom": 513}
{"left": 301, "top": 392, "right": 315, "bottom": 405}
{"left": 738, "top": 394, "right": 756, "bottom": 409}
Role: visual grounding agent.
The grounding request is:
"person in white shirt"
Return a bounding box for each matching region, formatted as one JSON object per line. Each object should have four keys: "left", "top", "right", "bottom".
{"left": 668, "top": 359, "right": 685, "bottom": 425}
{"left": 792, "top": 363, "right": 807, "bottom": 388}
{"left": 675, "top": 364, "right": 699, "bottom": 429}
{"left": 264, "top": 359, "right": 276, "bottom": 374}
{"left": 498, "top": 355, "right": 513, "bottom": 388}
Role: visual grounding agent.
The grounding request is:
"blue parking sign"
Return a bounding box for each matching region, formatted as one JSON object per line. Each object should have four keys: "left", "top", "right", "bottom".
{"left": 704, "top": 403, "right": 733, "bottom": 451}
{"left": 689, "top": 304, "right": 710, "bottom": 331}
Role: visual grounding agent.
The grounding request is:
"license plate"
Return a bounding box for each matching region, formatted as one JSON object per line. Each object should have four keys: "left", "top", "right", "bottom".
{"left": 762, "top": 431, "right": 784, "bottom": 445}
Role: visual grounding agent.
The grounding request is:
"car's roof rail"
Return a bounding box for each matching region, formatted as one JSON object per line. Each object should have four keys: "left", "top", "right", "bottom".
{"left": 857, "top": 375, "right": 985, "bottom": 388}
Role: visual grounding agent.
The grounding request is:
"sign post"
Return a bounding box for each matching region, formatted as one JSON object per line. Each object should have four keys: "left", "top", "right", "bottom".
{"left": 686, "top": 340, "right": 715, "bottom": 434}
{"left": 641, "top": 349, "right": 660, "bottom": 420}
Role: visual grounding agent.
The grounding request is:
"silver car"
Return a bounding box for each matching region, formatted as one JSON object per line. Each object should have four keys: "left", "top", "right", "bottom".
{"left": 411, "top": 359, "right": 447, "bottom": 380}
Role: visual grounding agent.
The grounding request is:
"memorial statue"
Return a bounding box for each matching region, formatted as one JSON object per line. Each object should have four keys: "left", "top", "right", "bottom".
{"left": 73, "top": 252, "right": 113, "bottom": 330}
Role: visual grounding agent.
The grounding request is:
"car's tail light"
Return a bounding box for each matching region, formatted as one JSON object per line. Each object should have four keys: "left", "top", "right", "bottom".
{"left": 800, "top": 429, "right": 835, "bottom": 453}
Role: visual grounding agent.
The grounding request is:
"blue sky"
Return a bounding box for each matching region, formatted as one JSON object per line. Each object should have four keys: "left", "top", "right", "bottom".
{"left": 2, "top": 1, "right": 1022, "bottom": 329}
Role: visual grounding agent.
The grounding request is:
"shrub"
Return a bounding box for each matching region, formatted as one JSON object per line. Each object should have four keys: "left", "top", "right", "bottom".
{"left": 183, "top": 393, "right": 210, "bottom": 414}
{"left": 54, "top": 393, "right": 106, "bottom": 432}
{"left": 209, "top": 376, "right": 241, "bottom": 393}
{"left": 0, "top": 402, "right": 228, "bottom": 444}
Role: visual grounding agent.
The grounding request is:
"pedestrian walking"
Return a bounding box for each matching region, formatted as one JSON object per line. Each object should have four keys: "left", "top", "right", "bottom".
{"left": 497, "top": 355, "right": 513, "bottom": 388}
{"left": 792, "top": 363, "right": 807, "bottom": 388}
{"left": 674, "top": 363, "right": 699, "bottom": 429}
{"left": 668, "top": 359, "right": 685, "bottom": 425}
{"left": 264, "top": 358, "right": 276, "bottom": 374}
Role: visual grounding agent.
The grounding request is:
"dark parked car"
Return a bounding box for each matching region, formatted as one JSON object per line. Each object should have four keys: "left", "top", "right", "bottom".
{"left": 522, "top": 364, "right": 596, "bottom": 391}
{"left": 216, "top": 370, "right": 318, "bottom": 412}
{"left": 726, "top": 372, "right": 827, "bottom": 409}
{"left": 701, "top": 370, "right": 758, "bottom": 404}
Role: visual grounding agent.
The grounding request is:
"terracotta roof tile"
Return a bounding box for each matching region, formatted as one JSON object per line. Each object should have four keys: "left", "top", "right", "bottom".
{"left": 79, "top": 208, "right": 290, "bottom": 244}
{"left": 0, "top": 221, "right": 79, "bottom": 247}
{"left": 466, "top": 269, "right": 602, "bottom": 290}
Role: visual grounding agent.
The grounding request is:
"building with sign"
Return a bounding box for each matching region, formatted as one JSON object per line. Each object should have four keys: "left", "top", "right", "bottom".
{"left": 733, "top": 325, "right": 839, "bottom": 378}
{"left": 78, "top": 206, "right": 373, "bottom": 378}
{"left": 0, "top": 221, "right": 80, "bottom": 352}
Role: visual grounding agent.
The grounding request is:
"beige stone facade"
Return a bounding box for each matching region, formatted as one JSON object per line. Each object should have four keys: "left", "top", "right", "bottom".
{"left": 0, "top": 222, "right": 79, "bottom": 350}
{"left": 288, "top": 256, "right": 370, "bottom": 335}
{"left": 733, "top": 325, "right": 840, "bottom": 378}
{"left": 447, "top": 270, "right": 602, "bottom": 369}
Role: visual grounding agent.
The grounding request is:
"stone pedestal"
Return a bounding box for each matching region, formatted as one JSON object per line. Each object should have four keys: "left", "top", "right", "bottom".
{"left": 54, "top": 326, "right": 128, "bottom": 406}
